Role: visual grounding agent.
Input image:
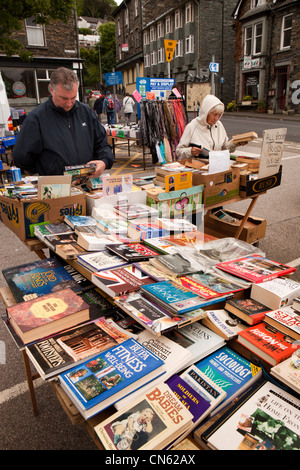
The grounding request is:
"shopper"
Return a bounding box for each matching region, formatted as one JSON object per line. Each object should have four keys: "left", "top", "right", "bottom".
{"left": 13, "top": 67, "right": 113, "bottom": 176}
{"left": 122, "top": 93, "right": 135, "bottom": 124}
{"left": 103, "top": 91, "right": 115, "bottom": 125}
{"left": 94, "top": 94, "right": 104, "bottom": 122}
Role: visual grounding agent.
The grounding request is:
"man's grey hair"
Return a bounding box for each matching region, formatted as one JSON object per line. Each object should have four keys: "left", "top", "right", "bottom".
{"left": 50, "top": 67, "right": 79, "bottom": 91}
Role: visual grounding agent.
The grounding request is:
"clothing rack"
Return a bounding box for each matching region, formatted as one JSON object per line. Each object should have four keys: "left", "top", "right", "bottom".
{"left": 139, "top": 98, "right": 188, "bottom": 164}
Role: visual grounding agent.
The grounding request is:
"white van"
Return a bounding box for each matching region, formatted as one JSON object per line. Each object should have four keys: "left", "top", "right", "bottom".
{"left": 0, "top": 71, "right": 13, "bottom": 137}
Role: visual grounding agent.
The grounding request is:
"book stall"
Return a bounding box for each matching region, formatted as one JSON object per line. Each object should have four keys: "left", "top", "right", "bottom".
{"left": 1, "top": 124, "right": 300, "bottom": 452}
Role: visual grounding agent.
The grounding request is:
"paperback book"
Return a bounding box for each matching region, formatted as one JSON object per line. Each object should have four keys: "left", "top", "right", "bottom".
{"left": 97, "top": 219, "right": 129, "bottom": 236}
{"left": 154, "top": 217, "right": 197, "bottom": 232}
{"left": 94, "top": 382, "right": 193, "bottom": 450}
{"left": 193, "top": 346, "right": 262, "bottom": 417}
{"left": 6, "top": 288, "right": 90, "bottom": 345}
{"left": 114, "top": 201, "right": 158, "bottom": 220}
{"left": 201, "top": 309, "right": 249, "bottom": 341}
{"left": 237, "top": 322, "right": 300, "bottom": 366}
{"left": 225, "top": 298, "right": 271, "bottom": 325}
{"left": 200, "top": 379, "right": 300, "bottom": 450}
{"left": 270, "top": 350, "right": 300, "bottom": 395}
{"left": 132, "top": 261, "right": 180, "bottom": 283}
{"left": 148, "top": 252, "right": 204, "bottom": 277}
{"left": 2, "top": 257, "right": 79, "bottom": 303}
{"left": 114, "top": 329, "right": 193, "bottom": 410}
{"left": 250, "top": 277, "right": 300, "bottom": 310}
{"left": 76, "top": 250, "right": 128, "bottom": 273}
{"left": 91, "top": 265, "right": 155, "bottom": 298}
{"left": 64, "top": 215, "right": 97, "bottom": 230}
{"left": 58, "top": 338, "right": 165, "bottom": 419}
{"left": 76, "top": 231, "right": 120, "bottom": 252}
{"left": 216, "top": 255, "right": 296, "bottom": 283}
{"left": 42, "top": 232, "right": 78, "bottom": 251}
{"left": 264, "top": 306, "right": 300, "bottom": 341}
{"left": 127, "top": 219, "right": 169, "bottom": 242}
{"left": 105, "top": 242, "right": 161, "bottom": 262}
{"left": 187, "top": 271, "right": 246, "bottom": 296}
{"left": 25, "top": 317, "right": 135, "bottom": 379}
{"left": 55, "top": 242, "right": 86, "bottom": 260}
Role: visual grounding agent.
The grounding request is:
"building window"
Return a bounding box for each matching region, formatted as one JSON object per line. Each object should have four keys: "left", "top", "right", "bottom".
{"left": 144, "top": 54, "right": 150, "bottom": 68}
{"left": 117, "top": 19, "right": 121, "bottom": 36}
{"left": 157, "top": 21, "right": 164, "bottom": 38}
{"left": 135, "top": 0, "right": 138, "bottom": 17}
{"left": 118, "top": 44, "right": 122, "bottom": 60}
{"left": 150, "top": 26, "right": 156, "bottom": 42}
{"left": 175, "top": 39, "right": 183, "bottom": 57}
{"left": 165, "top": 16, "right": 172, "bottom": 34}
{"left": 281, "top": 14, "right": 292, "bottom": 49}
{"left": 244, "top": 21, "right": 263, "bottom": 56}
{"left": 175, "top": 9, "right": 183, "bottom": 29}
{"left": 185, "top": 2, "right": 194, "bottom": 24}
{"left": 25, "top": 17, "right": 45, "bottom": 46}
{"left": 143, "top": 30, "right": 149, "bottom": 46}
{"left": 185, "top": 35, "right": 194, "bottom": 54}
{"left": 243, "top": 71, "right": 259, "bottom": 100}
{"left": 254, "top": 22, "right": 263, "bottom": 54}
{"left": 125, "top": 7, "right": 129, "bottom": 27}
{"left": 151, "top": 50, "right": 157, "bottom": 65}
{"left": 250, "top": 0, "right": 266, "bottom": 7}
{"left": 158, "top": 48, "right": 164, "bottom": 63}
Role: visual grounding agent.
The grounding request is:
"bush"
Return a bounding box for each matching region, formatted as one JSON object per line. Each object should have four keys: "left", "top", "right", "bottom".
{"left": 243, "top": 95, "right": 252, "bottom": 101}
{"left": 257, "top": 100, "right": 266, "bottom": 110}
{"left": 226, "top": 100, "right": 237, "bottom": 112}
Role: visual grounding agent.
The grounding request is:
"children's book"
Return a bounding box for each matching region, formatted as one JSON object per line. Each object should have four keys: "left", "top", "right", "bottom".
{"left": 58, "top": 338, "right": 165, "bottom": 419}
{"left": 216, "top": 255, "right": 296, "bottom": 283}
{"left": 94, "top": 382, "right": 193, "bottom": 450}
{"left": 2, "top": 257, "right": 79, "bottom": 303}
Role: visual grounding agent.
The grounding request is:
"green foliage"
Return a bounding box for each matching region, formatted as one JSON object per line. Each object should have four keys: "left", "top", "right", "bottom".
{"left": 243, "top": 95, "right": 252, "bottom": 101}
{"left": 226, "top": 100, "right": 237, "bottom": 112}
{"left": 257, "top": 99, "right": 266, "bottom": 110}
{"left": 78, "top": 0, "right": 118, "bottom": 19}
{"left": 78, "top": 27, "right": 93, "bottom": 35}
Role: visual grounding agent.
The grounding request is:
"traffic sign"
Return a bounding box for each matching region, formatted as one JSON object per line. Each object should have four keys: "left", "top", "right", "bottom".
{"left": 209, "top": 62, "right": 219, "bottom": 73}
{"left": 164, "top": 39, "right": 177, "bottom": 62}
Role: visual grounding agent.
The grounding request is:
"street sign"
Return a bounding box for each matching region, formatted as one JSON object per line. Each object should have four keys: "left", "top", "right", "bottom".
{"left": 104, "top": 71, "right": 123, "bottom": 86}
{"left": 164, "top": 39, "right": 177, "bottom": 62}
{"left": 209, "top": 62, "right": 219, "bottom": 73}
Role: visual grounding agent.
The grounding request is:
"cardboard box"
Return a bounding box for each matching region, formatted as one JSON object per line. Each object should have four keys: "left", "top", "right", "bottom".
{"left": 182, "top": 158, "right": 207, "bottom": 170}
{"left": 204, "top": 210, "right": 267, "bottom": 243}
{"left": 239, "top": 166, "right": 282, "bottom": 198}
{"left": 0, "top": 193, "right": 86, "bottom": 241}
{"left": 146, "top": 184, "right": 203, "bottom": 219}
{"left": 192, "top": 167, "right": 240, "bottom": 206}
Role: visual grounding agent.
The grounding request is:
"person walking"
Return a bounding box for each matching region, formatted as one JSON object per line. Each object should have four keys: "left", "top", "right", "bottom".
{"left": 103, "top": 91, "right": 115, "bottom": 125}
{"left": 122, "top": 93, "right": 135, "bottom": 124}
{"left": 94, "top": 94, "right": 104, "bottom": 122}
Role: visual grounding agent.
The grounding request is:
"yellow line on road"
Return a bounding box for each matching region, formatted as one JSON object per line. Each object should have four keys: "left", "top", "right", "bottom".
{"left": 112, "top": 152, "right": 141, "bottom": 175}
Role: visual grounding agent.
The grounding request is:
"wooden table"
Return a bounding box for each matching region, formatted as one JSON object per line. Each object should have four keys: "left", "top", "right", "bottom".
{"left": 109, "top": 135, "right": 151, "bottom": 171}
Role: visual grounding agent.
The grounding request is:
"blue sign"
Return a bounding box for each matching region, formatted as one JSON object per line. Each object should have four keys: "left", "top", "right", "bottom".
{"left": 105, "top": 71, "right": 123, "bottom": 86}
{"left": 136, "top": 77, "right": 175, "bottom": 118}
{"left": 209, "top": 62, "right": 219, "bottom": 73}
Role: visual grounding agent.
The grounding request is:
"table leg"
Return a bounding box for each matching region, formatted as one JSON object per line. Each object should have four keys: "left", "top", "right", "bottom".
{"left": 22, "top": 349, "right": 39, "bottom": 416}
{"left": 235, "top": 196, "right": 259, "bottom": 239}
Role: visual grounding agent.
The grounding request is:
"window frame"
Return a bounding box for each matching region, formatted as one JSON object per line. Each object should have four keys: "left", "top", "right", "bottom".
{"left": 280, "top": 13, "right": 292, "bottom": 50}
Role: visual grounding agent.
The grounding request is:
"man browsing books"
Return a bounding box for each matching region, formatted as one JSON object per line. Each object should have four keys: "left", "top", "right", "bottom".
{"left": 13, "top": 67, "right": 114, "bottom": 177}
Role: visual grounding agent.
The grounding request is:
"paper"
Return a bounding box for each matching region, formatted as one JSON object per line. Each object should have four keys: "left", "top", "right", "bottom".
{"left": 208, "top": 150, "right": 230, "bottom": 174}
{"left": 258, "top": 128, "right": 287, "bottom": 178}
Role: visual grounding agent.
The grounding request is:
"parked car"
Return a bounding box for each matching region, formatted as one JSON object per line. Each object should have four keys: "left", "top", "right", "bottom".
{"left": 88, "top": 90, "right": 103, "bottom": 99}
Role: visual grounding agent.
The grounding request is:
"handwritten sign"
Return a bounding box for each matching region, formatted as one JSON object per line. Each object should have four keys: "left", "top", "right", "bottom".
{"left": 258, "top": 128, "right": 287, "bottom": 178}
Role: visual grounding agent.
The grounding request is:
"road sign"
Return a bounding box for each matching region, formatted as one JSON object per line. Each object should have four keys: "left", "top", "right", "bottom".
{"left": 104, "top": 71, "right": 123, "bottom": 86}
{"left": 209, "top": 62, "right": 219, "bottom": 73}
{"left": 164, "top": 39, "right": 177, "bottom": 62}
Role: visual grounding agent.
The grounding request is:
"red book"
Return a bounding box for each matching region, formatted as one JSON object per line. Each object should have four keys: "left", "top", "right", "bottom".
{"left": 216, "top": 255, "right": 296, "bottom": 283}
{"left": 225, "top": 298, "right": 271, "bottom": 325}
{"left": 237, "top": 322, "right": 300, "bottom": 366}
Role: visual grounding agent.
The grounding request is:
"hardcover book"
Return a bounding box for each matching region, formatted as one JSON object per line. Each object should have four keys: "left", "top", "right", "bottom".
{"left": 201, "top": 309, "right": 248, "bottom": 341}
{"left": 114, "top": 329, "right": 193, "bottom": 410}
{"left": 105, "top": 243, "right": 161, "bottom": 262}
{"left": 76, "top": 232, "right": 120, "bottom": 252}
{"left": 264, "top": 306, "right": 300, "bottom": 341}
{"left": 6, "top": 288, "right": 90, "bottom": 345}
{"left": 250, "top": 277, "right": 300, "bottom": 310}
{"left": 216, "top": 254, "right": 296, "bottom": 283}
{"left": 225, "top": 298, "right": 271, "bottom": 325}
{"left": 270, "top": 351, "right": 300, "bottom": 395}
{"left": 237, "top": 322, "right": 300, "bottom": 366}
{"left": 76, "top": 250, "right": 128, "bottom": 273}
{"left": 58, "top": 338, "right": 165, "bottom": 419}
{"left": 193, "top": 346, "right": 262, "bottom": 417}
{"left": 2, "top": 257, "right": 79, "bottom": 303}
{"left": 94, "top": 382, "right": 193, "bottom": 450}
{"left": 91, "top": 265, "right": 155, "bottom": 298}
{"left": 25, "top": 317, "right": 135, "bottom": 379}
{"left": 200, "top": 379, "right": 300, "bottom": 450}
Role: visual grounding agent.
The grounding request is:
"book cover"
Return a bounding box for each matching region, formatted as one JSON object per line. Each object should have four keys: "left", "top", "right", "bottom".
{"left": 25, "top": 317, "right": 134, "bottom": 379}
{"left": 141, "top": 281, "right": 228, "bottom": 314}
{"left": 149, "top": 253, "right": 203, "bottom": 277}
{"left": 2, "top": 257, "right": 79, "bottom": 303}
{"left": 105, "top": 243, "right": 161, "bottom": 262}
{"left": 43, "top": 232, "right": 78, "bottom": 251}
{"left": 201, "top": 309, "right": 248, "bottom": 341}
{"left": 92, "top": 265, "right": 155, "bottom": 298}
{"left": 187, "top": 271, "right": 245, "bottom": 296}
{"left": 178, "top": 276, "right": 230, "bottom": 300}
{"left": 55, "top": 242, "right": 86, "bottom": 260}
{"left": 76, "top": 232, "right": 120, "bottom": 252}
{"left": 154, "top": 217, "right": 197, "bottom": 232}
{"left": 58, "top": 338, "right": 165, "bottom": 419}
{"left": 237, "top": 322, "right": 300, "bottom": 366}
{"left": 94, "top": 382, "right": 193, "bottom": 450}
{"left": 250, "top": 277, "right": 300, "bottom": 310}
{"left": 143, "top": 238, "right": 179, "bottom": 254}
{"left": 114, "top": 329, "right": 193, "bottom": 410}
{"left": 64, "top": 215, "right": 97, "bottom": 229}
{"left": 264, "top": 306, "right": 300, "bottom": 341}
{"left": 216, "top": 255, "right": 296, "bottom": 283}
{"left": 162, "top": 231, "right": 215, "bottom": 248}
{"left": 270, "top": 351, "right": 300, "bottom": 395}
{"left": 6, "top": 288, "right": 90, "bottom": 345}
{"left": 59, "top": 262, "right": 94, "bottom": 292}
{"left": 132, "top": 261, "right": 180, "bottom": 283}
{"left": 76, "top": 250, "right": 128, "bottom": 273}
{"left": 97, "top": 218, "right": 129, "bottom": 235}
{"left": 201, "top": 379, "right": 300, "bottom": 450}
{"left": 38, "top": 175, "right": 71, "bottom": 199}
{"left": 114, "top": 201, "right": 158, "bottom": 220}
{"left": 225, "top": 298, "right": 270, "bottom": 325}
{"left": 194, "top": 346, "right": 262, "bottom": 416}
{"left": 127, "top": 219, "right": 169, "bottom": 242}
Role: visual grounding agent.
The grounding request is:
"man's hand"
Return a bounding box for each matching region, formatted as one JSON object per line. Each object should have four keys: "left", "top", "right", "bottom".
{"left": 87, "top": 160, "right": 106, "bottom": 178}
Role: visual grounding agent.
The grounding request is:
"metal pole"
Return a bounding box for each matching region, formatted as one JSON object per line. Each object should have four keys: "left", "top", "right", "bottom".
{"left": 211, "top": 55, "right": 215, "bottom": 95}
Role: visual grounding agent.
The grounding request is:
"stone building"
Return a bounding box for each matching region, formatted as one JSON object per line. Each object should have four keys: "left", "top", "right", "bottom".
{"left": 0, "top": 11, "right": 83, "bottom": 112}
{"left": 233, "top": 0, "right": 300, "bottom": 112}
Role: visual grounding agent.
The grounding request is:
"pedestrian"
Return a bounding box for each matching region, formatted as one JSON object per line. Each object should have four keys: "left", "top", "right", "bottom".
{"left": 94, "top": 94, "right": 104, "bottom": 122}
{"left": 88, "top": 94, "right": 97, "bottom": 110}
{"left": 103, "top": 91, "right": 115, "bottom": 125}
{"left": 13, "top": 67, "right": 113, "bottom": 177}
{"left": 122, "top": 93, "right": 135, "bottom": 124}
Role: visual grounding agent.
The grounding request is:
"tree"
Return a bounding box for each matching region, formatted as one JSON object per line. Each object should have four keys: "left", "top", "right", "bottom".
{"left": 78, "top": 0, "right": 118, "bottom": 19}
{"left": 0, "top": 0, "right": 76, "bottom": 58}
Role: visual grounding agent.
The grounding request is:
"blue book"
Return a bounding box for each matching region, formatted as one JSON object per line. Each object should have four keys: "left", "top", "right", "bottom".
{"left": 140, "top": 281, "right": 227, "bottom": 314}
{"left": 59, "top": 338, "right": 165, "bottom": 419}
{"left": 2, "top": 257, "right": 79, "bottom": 303}
{"left": 194, "top": 346, "right": 262, "bottom": 417}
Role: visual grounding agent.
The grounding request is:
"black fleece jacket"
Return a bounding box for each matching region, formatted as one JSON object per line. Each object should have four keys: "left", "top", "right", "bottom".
{"left": 13, "top": 96, "right": 114, "bottom": 175}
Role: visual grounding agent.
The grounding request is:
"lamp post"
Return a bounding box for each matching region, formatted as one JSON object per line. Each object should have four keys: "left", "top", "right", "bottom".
{"left": 219, "top": 0, "right": 224, "bottom": 102}
{"left": 98, "top": 37, "right": 102, "bottom": 89}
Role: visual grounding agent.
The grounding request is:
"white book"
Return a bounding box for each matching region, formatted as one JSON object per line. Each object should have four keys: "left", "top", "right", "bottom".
{"left": 251, "top": 276, "right": 300, "bottom": 310}
{"left": 76, "top": 250, "right": 128, "bottom": 272}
